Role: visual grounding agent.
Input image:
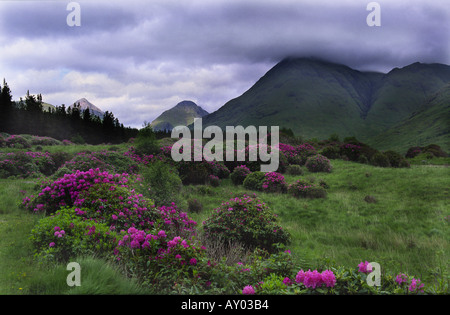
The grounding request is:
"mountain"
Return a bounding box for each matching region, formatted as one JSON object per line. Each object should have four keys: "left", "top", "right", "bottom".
{"left": 367, "top": 84, "right": 450, "bottom": 153}
{"left": 151, "top": 100, "right": 209, "bottom": 131}
{"left": 69, "top": 98, "right": 104, "bottom": 118}
{"left": 199, "top": 57, "right": 450, "bottom": 150}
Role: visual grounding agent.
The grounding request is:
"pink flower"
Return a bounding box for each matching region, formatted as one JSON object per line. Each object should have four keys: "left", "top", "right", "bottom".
{"left": 189, "top": 258, "right": 197, "bottom": 265}
{"left": 321, "top": 270, "right": 336, "bottom": 288}
{"left": 242, "top": 285, "right": 255, "bottom": 295}
{"left": 49, "top": 242, "right": 55, "bottom": 247}
{"left": 304, "top": 270, "right": 323, "bottom": 289}
{"left": 358, "top": 261, "right": 372, "bottom": 273}
{"left": 395, "top": 273, "right": 408, "bottom": 285}
{"left": 409, "top": 278, "right": 424, "bottom": 293}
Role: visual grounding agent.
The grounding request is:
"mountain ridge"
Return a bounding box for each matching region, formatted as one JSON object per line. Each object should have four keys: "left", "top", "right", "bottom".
{"left": 198, "top": 57, "right": 450, "bottom": 151}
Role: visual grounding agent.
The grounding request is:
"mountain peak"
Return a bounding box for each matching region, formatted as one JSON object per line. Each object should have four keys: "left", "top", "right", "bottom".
{"left": 150, "top": 100, "right": 209, "bottom": 131}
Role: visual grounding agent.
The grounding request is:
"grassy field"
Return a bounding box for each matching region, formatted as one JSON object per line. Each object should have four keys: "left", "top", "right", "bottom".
{"left": 0, "top": 143, "right": 449, "bottom": 294}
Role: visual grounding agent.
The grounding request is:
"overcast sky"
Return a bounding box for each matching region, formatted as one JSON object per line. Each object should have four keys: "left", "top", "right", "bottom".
{"left": 1, "top": 0, "right": 449, "bottom": 129}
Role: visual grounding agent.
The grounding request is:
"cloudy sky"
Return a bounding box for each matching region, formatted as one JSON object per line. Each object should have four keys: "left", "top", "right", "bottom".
{"left": 1, "top": 0, "right": 449, "bottom": 129}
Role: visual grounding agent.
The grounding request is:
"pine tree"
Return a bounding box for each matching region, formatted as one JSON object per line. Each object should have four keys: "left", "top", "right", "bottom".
{"left": 0, "top": 79, "right": 14, "bottom": 131}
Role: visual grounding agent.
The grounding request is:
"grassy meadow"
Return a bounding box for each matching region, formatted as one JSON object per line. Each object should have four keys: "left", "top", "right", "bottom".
{"left": 0, "top": 139, "right": 449, "bottom": 295}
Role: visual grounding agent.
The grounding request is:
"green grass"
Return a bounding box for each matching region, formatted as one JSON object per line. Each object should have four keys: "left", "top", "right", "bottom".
{"left": 0, "top": 148, "right": 448, "bottom": 294}
{"left": 187, "top": 160, "right": 450, "bottom": 282}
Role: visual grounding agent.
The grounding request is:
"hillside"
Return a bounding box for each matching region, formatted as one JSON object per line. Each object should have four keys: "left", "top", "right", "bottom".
{"left": 200, "top": 58, "right": 450, "bottom": 147}
{"left": 367, "top": 84, "right": 450, "bottom": 153}
{"left": 151, "top": 100, "right": 209, "bottom": 131}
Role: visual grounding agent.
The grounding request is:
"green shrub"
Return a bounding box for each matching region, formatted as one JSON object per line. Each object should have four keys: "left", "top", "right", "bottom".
{"left": 30, "top": 207, "right": 119, "bottom": 264}
{"left": 188, "top": 198, "right": 203, "bottom": 213}
{"left": 384, "top": 150, "right": 410, "bottom": 168}
{"left": 243, "top": 171, "right": 266, "bottom": 191}
{"left": 207, "top": 174, "right": 220, "bottom": 187}
{"left": 177, "top": 161, "right": 210, "bottom": 185}
{"left": 230, "top": 165, "right": 252, "bottom": 185}
{"left": 370, "top": 152, "right": 390, "bottom": 167}
{"left": 321, "top": 146, "right": 341, "bottom": 159}
{"left": 286, "top": 164, "right": 304, "bottom": 175}
{"left": 202, "top": 194, "right": 290, "bottom": 253}
{"left": 287, "top": 179, "right": 327, "bottom": 199}
{"left": 305, "top": 154, "right": 332, "bottom": 173}
{"left": 138, "top": 160, "right": 182, "bottom": 207}
{"left": 133, "top": 125, "right": 159, "bottom": 156}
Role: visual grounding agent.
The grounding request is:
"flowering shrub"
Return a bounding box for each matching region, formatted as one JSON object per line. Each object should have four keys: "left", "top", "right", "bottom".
{"left": 230, "top": 165, "right": 252, "bottom": 185}
{"left": 0, "top": 151, "right": 56, "bottom": 178}
{"left": 4, "top": 134, "right": 31, "bottom": 148}
{"left": 30, "top": 135, "right": 61, "bottom": 146}
{"left": 262, "top": 172, "right": 287, "bottom": 193}
{"left": 59, "top": 150, "right": 140, "bottom": 175}
{"left": 202, "top": 194, "right": 290, "bottom": 252}
{"left": 115, "top": 226, "right": 207, "bottom": 289}
{"left": 30, "top": 207, "right": 119, "bottom": 263}
{"left": 305, "top": 154, "right": 332, "bottom": 173}
{"left": 22, "top": 168, "right": 131, "bottom": 215}
{"left": 287, "top": 179, "right": 327, "bottom": 199}
{"left": 295, "top": 269, "right": 337, "bottom": 289}
{"left": 339, "top": 143, "right": 362, "bottom": 161}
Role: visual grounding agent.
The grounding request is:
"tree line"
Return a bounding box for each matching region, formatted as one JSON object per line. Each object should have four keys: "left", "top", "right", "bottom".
{"left": 0, "top": 79, "right": 140, "bottom": 144}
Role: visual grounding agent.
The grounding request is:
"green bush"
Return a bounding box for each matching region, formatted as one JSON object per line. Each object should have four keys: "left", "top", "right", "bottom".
{"left": 133, "top": 125, "right": 159, "bottom": 156}
{"left": 202, "top": 194, "right": 290, "bottom": 253}
{"left": 370, "top": 152, "right": 390, "bottom": 167}
{"left": 287, "top": 179, "right": 327, "bottom": 199}
{"left": 187, "top": 198, "right": 203, "bottom": 213}
{"left": 305, "top": 154, "right": 332, "bottom": 173}
{"left": 137, "top": 161, "right": 182, "bottom": 207}
{"left": 384, "top": 150, "right": 410, "bottom": 168}
{"left": 243, "top": 171, "right": 266, "bottom": 191}
{"left": 30, "top": 207, "right": 119, "bottom": 264}
{"left": 230, "top": 165, "right": 252, "bottom": 185}
{"left": 320, "top": 146, "right": 341, "bottom": 159}
{"left": 177, "top": 160, "right": 210, "bottom": 185}
{"left": 286, "top": 164, "right": 304, "bottom": 175}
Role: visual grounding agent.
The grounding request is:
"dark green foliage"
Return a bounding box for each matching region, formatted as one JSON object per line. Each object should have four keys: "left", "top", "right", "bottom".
{"left": 370, "top": 152, "right": 391, "bottom": 167}
{"left": 134, "top": 125, "right": 160, "bottom": 156}
{"left": 286, "top": 164, "right": 304, "bottom": 175}
{"left": 187, "top": 198, "right": 203, "bottom": 213}
{"left": 139, "top": 161, "right": 182, "bottom": 206}
{"left": 321, "top": 145, "right": 341, "bottom": 159}
{"left": 384, "top": 150, "right": 410, "bottom": 168}
{"left": 243, "top": 171, "right": 266, "bottom": 191}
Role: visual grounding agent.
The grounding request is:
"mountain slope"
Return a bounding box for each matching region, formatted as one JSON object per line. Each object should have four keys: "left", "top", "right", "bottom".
{"left": 367, "top": 84, "right": 450, "bottom": 153}
{"left": 200, "top": 57, "right": 450, "bottom": 145}
{"left": 151, "top": 100, "right": 209, "bottom": 131}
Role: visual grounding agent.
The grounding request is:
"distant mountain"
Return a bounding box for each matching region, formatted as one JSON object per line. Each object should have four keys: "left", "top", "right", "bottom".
{"left": 200, "top": 57, "right": 450, "bottom": 151}
{"left": 367, "top": 84, "right": 450, "bottom": 153}
{"left": 69, "top": 98, "right": 104, "bottom": 118}
{"left": 151, "top": 100, "right": 209, "bottom": 131}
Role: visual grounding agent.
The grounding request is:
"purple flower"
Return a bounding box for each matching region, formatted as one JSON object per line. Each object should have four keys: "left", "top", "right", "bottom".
{"left": 242, "top": 285, "right": 255, "bottom": 295}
